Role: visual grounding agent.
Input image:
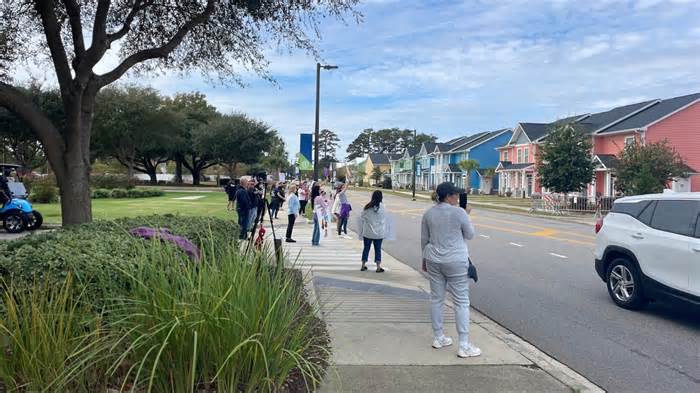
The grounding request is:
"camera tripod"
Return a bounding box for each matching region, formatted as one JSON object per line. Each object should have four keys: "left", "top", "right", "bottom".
{"left": 244, "top": 182, "right": 283, "bottom": 265}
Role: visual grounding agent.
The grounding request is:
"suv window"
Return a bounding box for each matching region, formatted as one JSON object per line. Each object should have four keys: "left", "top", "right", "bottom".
{"left": 611, "top": 200, "right": 651, "bottom": 218}
{"left": 650, "top": 200, "right": 698, "bottom": 237}
{"left": 637, "top": 200, "right": 657, "bottom": 226}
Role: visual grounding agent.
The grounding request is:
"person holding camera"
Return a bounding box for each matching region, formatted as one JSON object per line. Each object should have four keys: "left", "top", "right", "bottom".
{"left": 421, "top": 182, "right": 480, "bottom": 358}
{"left": 234, "top": 176, "right": 254, "bottom": 240}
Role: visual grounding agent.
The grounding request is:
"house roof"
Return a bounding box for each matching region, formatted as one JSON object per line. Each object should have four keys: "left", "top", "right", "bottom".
{"left": 447, "top": 163, "right": 462, "bottom": 172}
{"left": 405, "top": 147, "right": 418, "bottom": 157}
{"left": 594, "top": 154, "right": 620, "bottom": 169}
{"left": 600, "top": 93, "right": 700, "bottom": 133}
{"left": 436, "top": 143, "right": 453, "bottom": 152}
{"left": 421, "top": 142, "right": 437, "bottom": 155}
{"left": 575, "top": 100, "right": 657, "bottom": 134}
{"left": 496, "top": 161, "right": 535, "bottom": 171}
{"left": 448, "top": 131, "right": 490, "bottom": 152}
{"left": 368, "top": 153, "right": 390, "bottom": 165}
{"left": 388, "top": 153, "right": 403, "bottom": 161}
{"left": 519, "top": 123, "right": 550, "bottom": 141}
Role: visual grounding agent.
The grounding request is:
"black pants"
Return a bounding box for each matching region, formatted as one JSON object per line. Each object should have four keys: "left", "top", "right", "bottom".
{"left": 286, "top": 214, "right": 296, "bottom": 239}
{"left": 256, "top": 203, "right": 265, "bottom": 223}
{"left": 337, "top": 216, "right": 348, "bottom": 235}
{"left": 300, "top": 200, "right": 308, "bottom": 214}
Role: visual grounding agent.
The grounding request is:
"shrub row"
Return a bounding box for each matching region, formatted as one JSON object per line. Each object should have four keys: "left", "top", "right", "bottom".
{"left": 91, "top": 188, "right": 165, "bottom": 199}
{"left": 90, "top": 174, "right": 134, "bottom": 190}
{"left": 0, "top": 215, "right": 238, "bottom": 309}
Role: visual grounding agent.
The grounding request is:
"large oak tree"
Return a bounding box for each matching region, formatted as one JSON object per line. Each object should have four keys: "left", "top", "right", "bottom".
{"left": 0, "top": 0, "right": 358, "bottom": 225}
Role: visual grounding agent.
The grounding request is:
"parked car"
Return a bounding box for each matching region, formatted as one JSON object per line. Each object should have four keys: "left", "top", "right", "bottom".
{"left": 594, "top": 191, "right": 700, "bottom": 309}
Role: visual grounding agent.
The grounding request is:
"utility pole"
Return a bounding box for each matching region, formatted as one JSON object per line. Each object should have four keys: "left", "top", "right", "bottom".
{"left": 412, "top": 129, "right": 417, "bottom": 201}
{"left": 313, "top": 63, "right": 321, "bottom": 181}
{"left": 313, "top": 63, "right": 338, "bottom": 181}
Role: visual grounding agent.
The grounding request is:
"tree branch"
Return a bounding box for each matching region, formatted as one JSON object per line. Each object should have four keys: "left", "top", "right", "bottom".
{"left": 63, "top": 0, "right": 86, "bottom": 58}
{"left": 91, "top": 0, "right": 110, "bottom": 51}
{"left": 35, "top": 1, "right": 73, "bottom": 90}
{"left": 96, "top": 0, "right": 216, "bottom": 87}
{"left": 0, "top": 82, "right": 66, "bottom": 180}
{"left": 106, "top": 0, "right": 150, "bottom": 42}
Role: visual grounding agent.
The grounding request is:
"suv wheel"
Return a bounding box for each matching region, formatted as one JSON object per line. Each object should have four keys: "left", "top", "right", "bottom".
{"left": 606, "top": 258, "right": 646, "bottom": 310}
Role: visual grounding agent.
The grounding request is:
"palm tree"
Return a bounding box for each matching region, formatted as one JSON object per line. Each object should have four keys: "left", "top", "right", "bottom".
{"left": 459, "top": 159, "right": 480, "bottom": 192}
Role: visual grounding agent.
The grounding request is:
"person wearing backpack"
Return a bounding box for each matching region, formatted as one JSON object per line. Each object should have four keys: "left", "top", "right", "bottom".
{"left": 358, "top": 190, "right": 386, "bottom": 273}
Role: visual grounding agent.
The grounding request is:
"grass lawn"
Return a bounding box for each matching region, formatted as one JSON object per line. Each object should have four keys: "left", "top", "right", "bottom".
{"left": 33, "top": 192, "right": 236, "bottom": 224}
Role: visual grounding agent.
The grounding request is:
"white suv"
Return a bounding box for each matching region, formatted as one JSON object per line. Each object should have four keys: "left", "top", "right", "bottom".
{"left": 594, "top": 191, "right": 700, "bottom": 309}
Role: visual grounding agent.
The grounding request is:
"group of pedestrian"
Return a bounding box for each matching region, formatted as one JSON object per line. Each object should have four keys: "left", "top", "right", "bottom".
{"left": 226, "top": 174, "right": 480, "bottom": 358}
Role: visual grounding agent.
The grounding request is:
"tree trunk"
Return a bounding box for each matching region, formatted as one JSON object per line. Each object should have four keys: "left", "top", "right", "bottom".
{"left": 149, "top": 171, "right": 157, "bottom": 184}
{"left": 58, "top": 141, "right": 92, "bottom": 226}
{"left": 190, "top": 154, "right": 201, "bottom": 185}
{"left": 175, "top": 158, "right": 183, "bottom": 184}
{"left": 192, "top": 168, "right": 201, "bottom": 186}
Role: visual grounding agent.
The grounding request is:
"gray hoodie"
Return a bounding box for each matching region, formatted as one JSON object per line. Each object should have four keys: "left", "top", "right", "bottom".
{"left": 359, "top": 203, "right": 386, "bottom": 239}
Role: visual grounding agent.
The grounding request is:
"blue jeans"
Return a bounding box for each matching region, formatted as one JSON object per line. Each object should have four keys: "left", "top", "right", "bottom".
{"left": 238, "top": 209, "right": 250, "bottom": 240}
{"left": 312, "top": 215, "right": 320, "bottom": 245}
{"left": 427, "top": 261, "right": 470, "bottom": 346}
{"left": 248, "top": 207, "right": 257, "bottom": 231}
{"left": 361, "top": 237, "right": 383, "bottom": 263}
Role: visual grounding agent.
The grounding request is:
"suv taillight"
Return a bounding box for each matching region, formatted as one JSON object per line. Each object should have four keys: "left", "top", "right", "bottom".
{"left": 595, "top": 215, "right": 604, "bottom": 234}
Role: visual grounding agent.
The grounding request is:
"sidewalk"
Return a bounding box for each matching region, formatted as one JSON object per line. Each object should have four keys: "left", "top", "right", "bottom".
{"left": 267, "top": 215, "right": 603, "bottom": 393}
{"left": 390, "top": 189, "right": 595, "bottom": 226}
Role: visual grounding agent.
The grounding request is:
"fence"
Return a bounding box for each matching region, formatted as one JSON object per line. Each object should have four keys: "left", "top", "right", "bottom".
{"left": 530, "top": 194, "right": 618, "bottom": 215}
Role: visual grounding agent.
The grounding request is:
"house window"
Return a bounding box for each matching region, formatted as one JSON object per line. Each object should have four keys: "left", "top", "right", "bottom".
{"left": 524, "top": 147, "right": 529, "bottom": 163}
{"left": 503, "top": 151, "right": 509, "bottom": 161}
{"left": 625, "top": 136, "right": 635, "bottom": 146}
{"left": 517, "top": 149, "right": 522, "bottom": 163}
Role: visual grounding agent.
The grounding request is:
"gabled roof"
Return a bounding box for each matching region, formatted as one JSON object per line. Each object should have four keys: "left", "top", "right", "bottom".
{"left": 435, "top": 143, "right": 453, "bottom": 153}
{"left": 600, "top": 93, "right": 700, "bottom": 133}
{"left": 405, "top": 147, "right": 418, "bottom": 157}
{"left": 448, "top": 131, "right": 489, "bottom": 152}
{"left": 594, "top": 154, "right": 619, "bottom": 169}
{"left": 388, "top": 153, "right": 403, "bottom": 161}
{"left": 368, "top": 153, "right": 390, "bottom": 165}
{"left": 495, "top": 161, "right": 535, "bottom": 171}
{"left": 421, "top": 142, "right": 437, "bottom": 156}
{"left": 576, "top": 100, "right": 657, "bottom": 134}
{"left": 519, "top": 123, "right": 550, "bottom": 141}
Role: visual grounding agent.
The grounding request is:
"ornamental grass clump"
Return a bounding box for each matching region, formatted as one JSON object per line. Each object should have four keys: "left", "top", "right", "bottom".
{"left": 103, "top": 241, "right": 329, "bottom": 392}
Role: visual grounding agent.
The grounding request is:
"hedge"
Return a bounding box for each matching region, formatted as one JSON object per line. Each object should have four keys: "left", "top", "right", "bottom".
{"left": 0, "top": 215, "right": 239, "bottom": 310}
{"left": 90, "top": 188, "right": 164, "bottom": 199}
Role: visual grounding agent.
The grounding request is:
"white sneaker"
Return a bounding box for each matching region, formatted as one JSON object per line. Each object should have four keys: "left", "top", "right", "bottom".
{"left": 457, "top": 344, "right": 482, "bottom": 358}
{"left": 432, "top": 336, "right": 453, "bottom": 349}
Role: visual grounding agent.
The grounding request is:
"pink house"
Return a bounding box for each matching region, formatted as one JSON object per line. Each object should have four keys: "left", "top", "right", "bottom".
{"left": 497, "top": 92, "right": 700, "bottom": 197}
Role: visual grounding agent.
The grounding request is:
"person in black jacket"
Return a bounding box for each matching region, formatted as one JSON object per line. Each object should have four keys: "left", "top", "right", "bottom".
{"left": 0, "top": 171, "right": 11, "bottom": 206}
{"left": 235, "top": 177, "right": 254, "bottom": 239}
{"left": 225, "top": 179, "right": 240, "bottom": 210}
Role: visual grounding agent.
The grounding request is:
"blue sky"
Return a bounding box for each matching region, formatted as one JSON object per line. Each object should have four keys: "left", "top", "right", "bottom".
{"left": 19, "top": 0, "right": 700, "bottom": 159}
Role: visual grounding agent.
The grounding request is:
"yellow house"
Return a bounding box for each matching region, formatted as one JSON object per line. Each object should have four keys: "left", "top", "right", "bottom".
{"left": 361, "top": 154, "right": 394, "bottom": 186}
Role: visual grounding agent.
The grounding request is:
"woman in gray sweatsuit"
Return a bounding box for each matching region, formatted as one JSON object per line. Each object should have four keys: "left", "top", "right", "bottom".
{"left": 358, "top": 190, "right": 386, "bottom": 273}
{"left": 421, "top": 182, "right": 480, "bottom": 358}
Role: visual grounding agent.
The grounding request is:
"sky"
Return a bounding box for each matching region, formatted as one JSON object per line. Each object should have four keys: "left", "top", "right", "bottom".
{"left": 16, "top": 0, "right": 700, "bottom": 160}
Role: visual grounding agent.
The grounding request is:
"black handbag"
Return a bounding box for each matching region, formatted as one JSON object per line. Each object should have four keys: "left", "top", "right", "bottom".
{"left": 468, "top": 258, "right": 478, "bottom": 283}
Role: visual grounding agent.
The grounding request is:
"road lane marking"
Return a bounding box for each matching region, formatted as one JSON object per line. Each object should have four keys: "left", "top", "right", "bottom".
{"left": 549, "top": 253, "right": 569, "bottom": 259}
{"left": 474, "top": 223, "right": 595, "bottom": 246}
{"left": 479, "top": 235, "right": 491, "bottom": 239}
{"left": 472, "top": 216, "right": 596, "bottom": 240}
{"left": 509, "top": 242, "right": 524, "bottom": 247}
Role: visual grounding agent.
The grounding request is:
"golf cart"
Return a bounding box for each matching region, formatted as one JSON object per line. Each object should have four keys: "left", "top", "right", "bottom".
{"left": 0, "top": 163, "right": 43, "bottom": 233}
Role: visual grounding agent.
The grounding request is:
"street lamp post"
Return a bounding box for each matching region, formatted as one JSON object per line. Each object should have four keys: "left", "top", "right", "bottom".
{"left": 314, "top": 62, "right": 338, "bottom": 181}
{"left": 412, "top": 129, "right": 417, "bottom": 201}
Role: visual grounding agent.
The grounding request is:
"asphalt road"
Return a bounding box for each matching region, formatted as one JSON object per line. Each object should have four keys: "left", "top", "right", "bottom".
{"left": 346, "top": 189, "right": 700, "bottom": 393}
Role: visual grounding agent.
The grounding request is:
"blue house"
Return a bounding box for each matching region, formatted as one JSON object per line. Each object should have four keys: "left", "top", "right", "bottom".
{"left": 426, "top": 129, "right": 513, "bottom": 192}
